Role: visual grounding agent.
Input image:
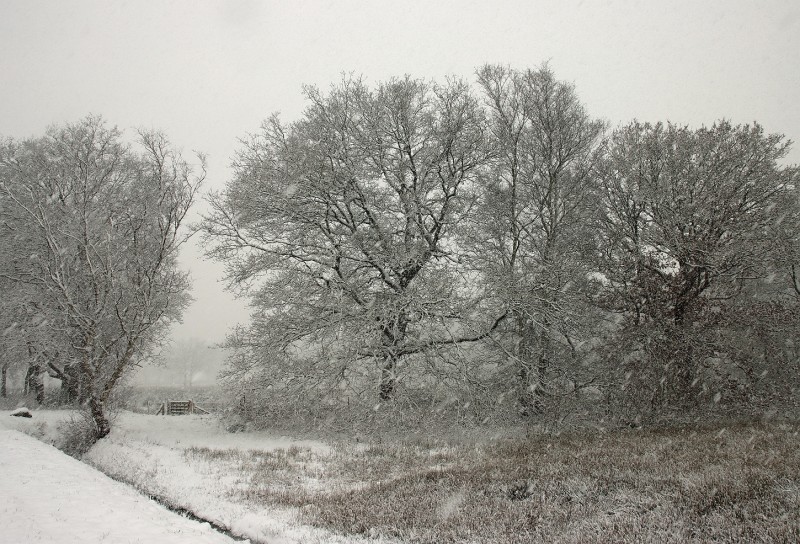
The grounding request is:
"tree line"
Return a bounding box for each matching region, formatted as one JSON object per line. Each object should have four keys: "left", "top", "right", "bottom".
{"left": 1, "top": 65, "right": 797, "bottom": 438}
{"left": 201, "top": 65, "right": 799, "bottom": 428}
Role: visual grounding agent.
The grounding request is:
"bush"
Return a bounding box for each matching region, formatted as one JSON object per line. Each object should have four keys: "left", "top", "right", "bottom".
{"left": 58, "top": 410, "right": 101, "bottom": 458}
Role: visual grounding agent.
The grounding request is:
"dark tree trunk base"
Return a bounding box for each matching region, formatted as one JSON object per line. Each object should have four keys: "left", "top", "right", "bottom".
{"left": 89, "top": 398, "right": 111, "bottom": 439}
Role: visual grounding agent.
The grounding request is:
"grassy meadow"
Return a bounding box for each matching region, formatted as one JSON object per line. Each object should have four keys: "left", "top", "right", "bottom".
{"left": 184, "top": 421, "right": 799, "bottom": 543}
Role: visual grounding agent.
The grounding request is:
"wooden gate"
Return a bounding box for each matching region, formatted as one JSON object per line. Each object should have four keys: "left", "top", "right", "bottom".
{"left": 155, "top": 400, "right": 210, "bottom": 415}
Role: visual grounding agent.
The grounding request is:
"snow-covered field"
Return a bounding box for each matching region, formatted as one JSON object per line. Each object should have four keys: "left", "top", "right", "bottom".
{"left": 0, "top": 425, "right": 238, "bottom": 543}
{"left": 3, "top": 409, "right": 798, "bottom": 543}
{"left": 1, "top": 410, "right": 383, "bottom": 544}
{"left": 0, "top": 408, "right": 76, "bottom": 445}
{"left": 86, "top": 413, "right": 365, "bottom": 544}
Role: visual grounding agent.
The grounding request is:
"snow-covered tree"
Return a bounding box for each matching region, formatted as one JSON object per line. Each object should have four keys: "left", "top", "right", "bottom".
{"left": 202, "top": 77, "right": 503, "bottom": 407}
{"left": 0, "top": 282, "right": 44, "bottom": 399}
{"left": 470, "top": 65, "right": 605, "bottom": 415}
{"left": 0, "top": 117, "right": 203, "bottom": 437}
{"left": 593, "top": 121, "right": 799, "bottom": 414}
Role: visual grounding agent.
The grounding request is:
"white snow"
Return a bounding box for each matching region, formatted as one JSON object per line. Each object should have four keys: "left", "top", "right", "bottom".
{"left": 84, "top": 413, "right": 378, "bottom": 544}
{"left": 2, "top": 410, "right": 385, "bottom": 544}
{"left": 10, "top": 407, "right": 32, "bottom": 417}
{"left": 101, "top": 412, "right": 330, "bottom": 453}
{"left": 1, "top": 408, "right": 76, "bottom": 446}
{"left": 0, "top": 429, "right": 239, "bottom": 544}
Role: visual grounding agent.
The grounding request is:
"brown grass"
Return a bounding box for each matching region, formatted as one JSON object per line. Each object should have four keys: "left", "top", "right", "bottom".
{"left": 188, "top": 422, "right": 800, "bottom": 543}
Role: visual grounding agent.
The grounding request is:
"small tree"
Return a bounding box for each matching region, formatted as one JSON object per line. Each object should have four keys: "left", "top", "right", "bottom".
{"left": 0, "top": 117, "right": 203, "bottom": 437}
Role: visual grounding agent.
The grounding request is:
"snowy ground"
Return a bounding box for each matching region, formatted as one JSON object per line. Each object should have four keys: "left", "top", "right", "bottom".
{"left": 0, "top": 408, "right": 75, "bottom": 445}
{"left": 3, "top": 409, "right": 797, "bottom": 543}
{"left": 2, "top": 410, "right": 385, "bottom": 544}
{"left": 0, "top": 428, "right": 238, "bottom": 544}
{"left": 101, "top": 411, "right": 330, "bottom": 454}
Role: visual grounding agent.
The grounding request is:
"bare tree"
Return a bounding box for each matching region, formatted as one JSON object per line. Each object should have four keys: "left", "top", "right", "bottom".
{"left": 0, "top": 287, "right": 26, "bottom": 398}
{"left": 471, "top": 65, "right": 604, "bottom": 415}
{"left": 202, "top": 76, "right": 501, "bottom": 408}
{"left": 0, "top": 166, "right": 67, "bottom": 402}
{"left": 0, "top": 117, "right": 204, "bottom": 437}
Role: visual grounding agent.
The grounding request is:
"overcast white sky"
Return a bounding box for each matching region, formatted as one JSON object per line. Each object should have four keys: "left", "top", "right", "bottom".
{"left": 2, "top": 0, "right": 799, "bottom": 345}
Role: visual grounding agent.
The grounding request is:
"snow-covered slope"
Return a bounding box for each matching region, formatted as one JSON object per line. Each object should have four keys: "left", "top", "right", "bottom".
{"left": 85, "top": 413, "right": 374, "bottom": 544}
{"left": 0, "top": 429, "right": 239, "bottom": 544}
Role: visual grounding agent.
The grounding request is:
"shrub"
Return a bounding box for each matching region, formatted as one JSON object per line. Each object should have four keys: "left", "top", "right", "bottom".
{"left": 58, "top": 410, "right": 101, "bottom": 458}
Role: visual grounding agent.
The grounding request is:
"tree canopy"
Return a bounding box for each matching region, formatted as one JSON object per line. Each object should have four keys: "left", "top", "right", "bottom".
{"left": 0, "top": 116, "right": 204, "bottom": 437}
{"left": 200, "top": 68, "right": 800, "bottom": 429}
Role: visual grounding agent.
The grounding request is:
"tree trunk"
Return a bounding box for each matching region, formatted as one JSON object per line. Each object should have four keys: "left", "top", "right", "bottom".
{"left": 34, "top": 373, "right": 44, "bottom": 404}
{"left": 48, "top": 362, "right": 79, "bottom": 405}
{"left": 673, "top": 326, "right": 697, "bottom": 409}
{"left": 376, "top": 311, "right": 407, "bottom": 402}
{"left": 518, "top": 317, "right": 551, "bottom": 416}
{"left": 65, "top": 364, "right": 81, "bottom": 404}
{"left": 25, "top": 364, "right": 45, "bottom": 404}
{"left": 1, "top": 364, "right": 7, "bottom": 397}
{"left": 518, "top": 319, "right": 538, "bottom": 416}
{"left": 78, "top": 371, "right": 89, "bottom": 404}
{"left": 59, "top": 365, "right": 81, "bottom": 405}
{"left": 89, "top": 396, "right": 111, "bottom": 439}
{"left": 536, "top": 321, "right": 551, "bottom": 411}
{"left": 379, "top": 353, "right": 399, "bottom": 401}
{"left": 671, "top": 272, "right": 698, "bottom": 406}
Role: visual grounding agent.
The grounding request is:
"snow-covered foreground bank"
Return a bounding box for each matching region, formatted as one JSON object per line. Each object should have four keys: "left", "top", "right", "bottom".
{"left": 84, "top": 412, "right": 382, "bottom": 544}
{"left": 3, "top": 410, "right": 798, "bottom": 542}
{"left": 1, "top": 410, "right": 380, "bottom": 543}
{"left": 0, "top": 429, "right": 238, "bottom": 544}
{"left": 0, "top": 408, "right": 75, "bottom": 444}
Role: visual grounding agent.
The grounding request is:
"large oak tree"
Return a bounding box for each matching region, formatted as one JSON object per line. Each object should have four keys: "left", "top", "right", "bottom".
{"left": 472, "top": 65, "right": 604, "bottom": 414}
{"left": 202, "top": 77, "right": 502, "bottom": 405}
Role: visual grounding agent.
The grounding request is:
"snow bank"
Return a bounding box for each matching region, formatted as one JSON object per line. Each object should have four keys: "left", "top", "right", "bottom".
{"left": 0, "top": 430, "right": 239, "bottom": 544}
{"left": 85, "top": 412, "right": 379, "bottom": 544}
{"left": 0, "top": 408, "right": 76, "bottom": 446}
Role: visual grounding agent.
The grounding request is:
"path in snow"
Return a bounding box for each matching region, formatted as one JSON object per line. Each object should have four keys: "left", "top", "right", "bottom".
{"left": 0, "top": 429, "right": 241, "bottom": 544}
